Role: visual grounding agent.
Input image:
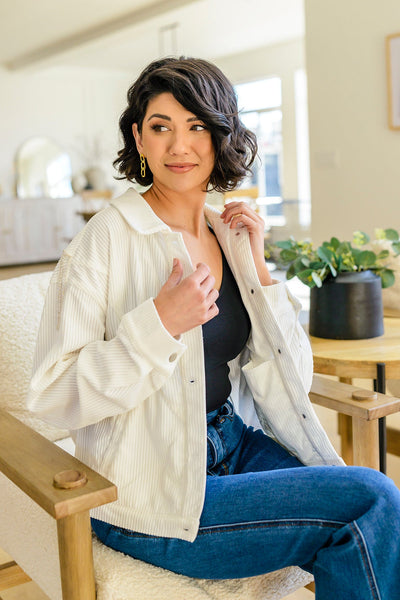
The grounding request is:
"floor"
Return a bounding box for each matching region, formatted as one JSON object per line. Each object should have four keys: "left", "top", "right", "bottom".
{"left": 1, "top": 261, "right": 399, "bottom": 599}
{"left": 0, "top": 261, "right": 57, "bottom": 281}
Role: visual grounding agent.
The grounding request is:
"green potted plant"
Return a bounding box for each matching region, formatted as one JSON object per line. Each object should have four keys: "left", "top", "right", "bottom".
{"left": 267, "top": 229, "right": 400, "bottom": 339}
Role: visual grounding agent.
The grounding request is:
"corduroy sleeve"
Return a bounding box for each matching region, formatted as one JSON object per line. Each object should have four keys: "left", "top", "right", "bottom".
{"left": 27, "top": 223, "right": 186, "bottom": 430}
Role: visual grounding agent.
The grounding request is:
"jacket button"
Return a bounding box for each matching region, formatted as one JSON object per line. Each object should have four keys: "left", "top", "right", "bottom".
{"left": 169, "top": 353, "right": 177, "bottom": 362}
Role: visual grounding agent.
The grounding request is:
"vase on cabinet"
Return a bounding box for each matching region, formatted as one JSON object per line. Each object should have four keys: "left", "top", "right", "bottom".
{"left": 84, "top": 166, "right": 106, "bottom": 190}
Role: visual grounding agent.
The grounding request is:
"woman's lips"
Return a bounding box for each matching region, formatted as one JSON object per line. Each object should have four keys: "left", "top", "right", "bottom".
{"left": 165, "top": 163, "right": 197, "bottom": 173}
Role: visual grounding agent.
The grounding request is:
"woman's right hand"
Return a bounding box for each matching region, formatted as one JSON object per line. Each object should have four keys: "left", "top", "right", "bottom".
{"left": 154, "top": 259, "right": 219, "bottom": 337}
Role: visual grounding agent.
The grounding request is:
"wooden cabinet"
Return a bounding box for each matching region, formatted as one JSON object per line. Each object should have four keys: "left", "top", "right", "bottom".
{"left": 0, "top": 197, "right": 84, "bottom": 265}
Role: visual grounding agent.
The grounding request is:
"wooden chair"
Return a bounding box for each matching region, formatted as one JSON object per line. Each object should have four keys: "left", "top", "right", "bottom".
{"left": 224, "top": 186, "right": 259, "bottom": 202}
{"left": 1, "top": 272, "right": 399, "bottom": 599}
{"left": 77, "top": 189, "right": 113, "bottom": 223}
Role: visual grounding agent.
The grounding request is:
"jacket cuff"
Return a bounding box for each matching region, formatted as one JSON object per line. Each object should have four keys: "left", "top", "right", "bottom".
{"left": 261, "top": 280, "right": 302, "bottom": 315}
{"left": 119, "top": 298, "right": 186, "bottom": 369}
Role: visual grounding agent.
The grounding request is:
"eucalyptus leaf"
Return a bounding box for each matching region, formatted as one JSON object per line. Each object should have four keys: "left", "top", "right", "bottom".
{"left": 309, "top": 261, "right": 325, "bottom": 269}
{"left": 350, "top": 247, "right": 362, "bottom": 267}
{"left": 286, "top": 263, "right": 296, "bottom": 279}
{"left": 379, "top": 268, "right": 395, "bottom": 288}
{"left": 337, "top": 242, "right": 351, "bottom": 254}
{"left": 353, "top": 230, "right": 370, "bottom": 246}
{"left": 377, "top": 250, "right": 390, "bottom": 260}
{"left": 280, "top": 248, "right": 298, "bottom": 262}
{"left": 311, "top": 271, "right": 323, "bottom": 287}
{"left": 384, "top": 229, "right": 399, "bottom": 241}
{"left": 357, "top": 251, "right": 376, "bottom": 267}
{"left": 292, "top": 257, "right": 308, "bottom": 275}
{"left": 317, "top": 246, "right": 335, "bottom": 263}
{"left": 328, "top": 263, "right": 337, "bottom": 276}
{"left": 392, "top": 241, "right": 400, "bottom": 256}
{"left": 275, "top": 240, "right": 294, "bottom": 249}
{"left": 296, "top": 269, "right": 316, "bottom": 288}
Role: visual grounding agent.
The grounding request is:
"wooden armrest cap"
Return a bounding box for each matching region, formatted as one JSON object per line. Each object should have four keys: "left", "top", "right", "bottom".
{"left": 352, "top": 390, "right": 378, "bottom": 401}
{"left": 54, "top": 470, "right": 88, "bottom": 489}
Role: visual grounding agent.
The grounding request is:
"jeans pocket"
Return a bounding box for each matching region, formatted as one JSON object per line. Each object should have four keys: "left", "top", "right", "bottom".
{"left": 218, "top": 399, "right": 235, "bottom": 423}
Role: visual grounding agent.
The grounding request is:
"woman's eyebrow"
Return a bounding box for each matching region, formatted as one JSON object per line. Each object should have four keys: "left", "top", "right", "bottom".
{"left": 147, "top": 113, "right": 200, "bottom": 122}
{"left": 147, "top": 113, "right": 170, "bottom": 121}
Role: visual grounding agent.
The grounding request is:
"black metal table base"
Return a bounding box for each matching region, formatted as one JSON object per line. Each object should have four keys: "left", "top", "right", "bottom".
{"left": 374, "top": 362, "right": 387, "bottom": 474}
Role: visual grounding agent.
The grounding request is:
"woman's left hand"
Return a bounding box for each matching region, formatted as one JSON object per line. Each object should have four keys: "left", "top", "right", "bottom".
{"left": 220, "top": 201, "right": 273, "bottom": 286}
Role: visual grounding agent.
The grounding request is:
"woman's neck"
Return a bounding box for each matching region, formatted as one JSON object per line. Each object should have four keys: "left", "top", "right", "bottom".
{"left": 143, "top": 183, "right": 208, "bottom": 238}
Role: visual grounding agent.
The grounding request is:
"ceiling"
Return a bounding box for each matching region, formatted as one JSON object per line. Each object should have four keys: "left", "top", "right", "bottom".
{"left": 0, "top": 0, "right": 304, "bottom": 73}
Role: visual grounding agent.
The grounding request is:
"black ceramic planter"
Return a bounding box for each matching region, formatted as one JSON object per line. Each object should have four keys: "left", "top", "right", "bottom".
{"left": 309, "top": 270, "right": 384, "bottom": 339}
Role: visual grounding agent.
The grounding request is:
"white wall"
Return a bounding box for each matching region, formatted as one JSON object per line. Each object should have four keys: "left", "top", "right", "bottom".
{"left": 0, "top": 39, "right": 304, "bottom": 213}
{"left": 305, "top": 0, "right": 400, "bottom": 245}
{"left": 0, "top": 66, "right": 132, "bottom": 199}
{"left": 216, "top": 38, "right": 305, "bottom": 201}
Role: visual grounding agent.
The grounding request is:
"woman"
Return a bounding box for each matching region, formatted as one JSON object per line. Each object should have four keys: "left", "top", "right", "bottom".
{"left": 28, "top": 57, "right": 400, "bottom": 599}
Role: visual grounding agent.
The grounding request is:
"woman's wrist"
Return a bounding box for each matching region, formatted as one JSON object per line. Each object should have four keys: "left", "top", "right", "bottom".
{"left": 254, "top": 261, "right": 273, "bottom": 286}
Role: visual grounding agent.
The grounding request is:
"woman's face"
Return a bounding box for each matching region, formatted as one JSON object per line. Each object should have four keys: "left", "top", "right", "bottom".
{"left": 132, "top": 92, "right": 215, "bottom": 195}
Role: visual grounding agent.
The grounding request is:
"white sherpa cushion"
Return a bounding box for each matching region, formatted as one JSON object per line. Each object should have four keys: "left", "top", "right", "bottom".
{"left": 0, "top": 271, "right": 68, "bottom": 441}
{"left": 92, "top": 535, "right": 313, "bottom": 600}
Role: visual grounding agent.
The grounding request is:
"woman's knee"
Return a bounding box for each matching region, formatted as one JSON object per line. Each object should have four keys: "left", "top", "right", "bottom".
{"left": 343, "top": 466, "right": 400, "bottom": 510}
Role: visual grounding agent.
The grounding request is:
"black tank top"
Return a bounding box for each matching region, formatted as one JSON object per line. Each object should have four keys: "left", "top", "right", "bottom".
{"left": 202, "top": 250, "right": 251, "bottom": 412}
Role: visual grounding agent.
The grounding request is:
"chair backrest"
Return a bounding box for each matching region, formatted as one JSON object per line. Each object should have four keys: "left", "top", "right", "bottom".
{"left": 0, "top": 271, "right": 67, "bottom": 441}
{"left": 0, "top": 470, "right": 63, "bottom": 599}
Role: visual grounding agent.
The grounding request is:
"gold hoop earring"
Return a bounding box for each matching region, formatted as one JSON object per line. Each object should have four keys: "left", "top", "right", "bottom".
{"left": 140, "top": 154, "right": 146, "bottom": 178}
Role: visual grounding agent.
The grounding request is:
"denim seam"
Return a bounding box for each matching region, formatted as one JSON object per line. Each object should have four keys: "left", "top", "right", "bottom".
{"left": 214, "top": 425, "right": 227, "bottom": 456}
{"left": 108, "top": 526, "right": 159, "bottom": 539}
{"left": 198, "top": 517, "right": 346, "bottom": 535}
{"left": 350, "top": 522, "right": 381, "bottom": 600}
{"left": 207, "top": 435, "right": 218, "bottom": 469}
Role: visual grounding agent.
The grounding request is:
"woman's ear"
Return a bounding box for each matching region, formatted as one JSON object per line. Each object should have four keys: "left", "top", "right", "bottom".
{"left": 132, "top": 123, "right": 144, "bottom": 154}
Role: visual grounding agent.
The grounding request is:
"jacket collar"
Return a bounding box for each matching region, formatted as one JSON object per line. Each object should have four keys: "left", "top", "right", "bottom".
{"left": 110, "top": 187, "right": 224, "bottom": 235}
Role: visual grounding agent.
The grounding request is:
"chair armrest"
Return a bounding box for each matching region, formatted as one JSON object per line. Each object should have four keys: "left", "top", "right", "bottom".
{"left": 310, "top": 374, "right": 400, "bottom": 421}
{"left": 0, "top": 408, "right": 117, "bottom": 519}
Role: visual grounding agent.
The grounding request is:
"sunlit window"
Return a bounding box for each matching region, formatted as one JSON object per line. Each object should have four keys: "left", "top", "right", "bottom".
{"left": 236, "top": 78, "right": 282, "bottom": 112}
{"left": 235, "top": 78, "right": 284, "bottom": 225}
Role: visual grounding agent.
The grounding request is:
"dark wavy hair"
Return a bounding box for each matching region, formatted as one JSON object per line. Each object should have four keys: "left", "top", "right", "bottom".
{"left": 113, "top": 57, "right": 258, "bottom": 192}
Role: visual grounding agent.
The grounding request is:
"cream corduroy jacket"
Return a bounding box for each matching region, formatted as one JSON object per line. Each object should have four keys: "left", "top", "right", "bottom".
{"left": 27, "top": 188, "right": 342, "bottom": 542}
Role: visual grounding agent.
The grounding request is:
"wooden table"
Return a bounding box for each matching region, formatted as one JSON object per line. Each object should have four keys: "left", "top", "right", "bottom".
{"left": 309, "top": 317, "right": 400, "bottom": 472}
{"left": 76, "top": 211, "right": 97, "bottom": 223}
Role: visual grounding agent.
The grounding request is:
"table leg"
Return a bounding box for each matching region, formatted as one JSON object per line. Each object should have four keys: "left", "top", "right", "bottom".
{"left": 374, "top": 363, "right": 387, "bottom": 474}
{"left": 352, "top": 418, "right": 379, "bottom": 470}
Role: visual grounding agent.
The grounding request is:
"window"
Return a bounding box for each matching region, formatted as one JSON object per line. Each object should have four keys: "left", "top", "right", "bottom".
{"left": 235, "top": 78, "right": 284, "bottom": 225}
{"left": 235, "top": 73, "right": 311, "bottom": 229}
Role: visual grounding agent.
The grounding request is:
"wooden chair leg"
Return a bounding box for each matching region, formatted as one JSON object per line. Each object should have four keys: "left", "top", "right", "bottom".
{"left": 0, "top": 561, "right": 31, "bottom": 591}
{"left": 352, "top": 418, "right": 379, "bottom": 470}
{"left": 305, "top": 581, "right": 316, "bottom": 593}
{"left": 338, "top": 414, "right": 353, "bottom": 464}
{"left": 57, "top": 511, "right": 96, "bottom": 600}
{"left": 338, "top": 377, "right": 354, "bottom": 464}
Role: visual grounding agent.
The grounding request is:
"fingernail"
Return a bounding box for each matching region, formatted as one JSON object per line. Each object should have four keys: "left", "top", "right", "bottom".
{"left": 173, "top": 258, "right": 178, "bottom": 267}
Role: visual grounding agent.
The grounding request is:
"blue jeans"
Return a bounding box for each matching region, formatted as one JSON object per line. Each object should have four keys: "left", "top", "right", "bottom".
{"left": 92, "top": 401, "right": 400, "bottom": 599}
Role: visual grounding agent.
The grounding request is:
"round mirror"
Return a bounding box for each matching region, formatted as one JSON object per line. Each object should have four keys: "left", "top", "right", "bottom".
{"left": 15, "top": 137, "right": 73, "bottom": 198}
